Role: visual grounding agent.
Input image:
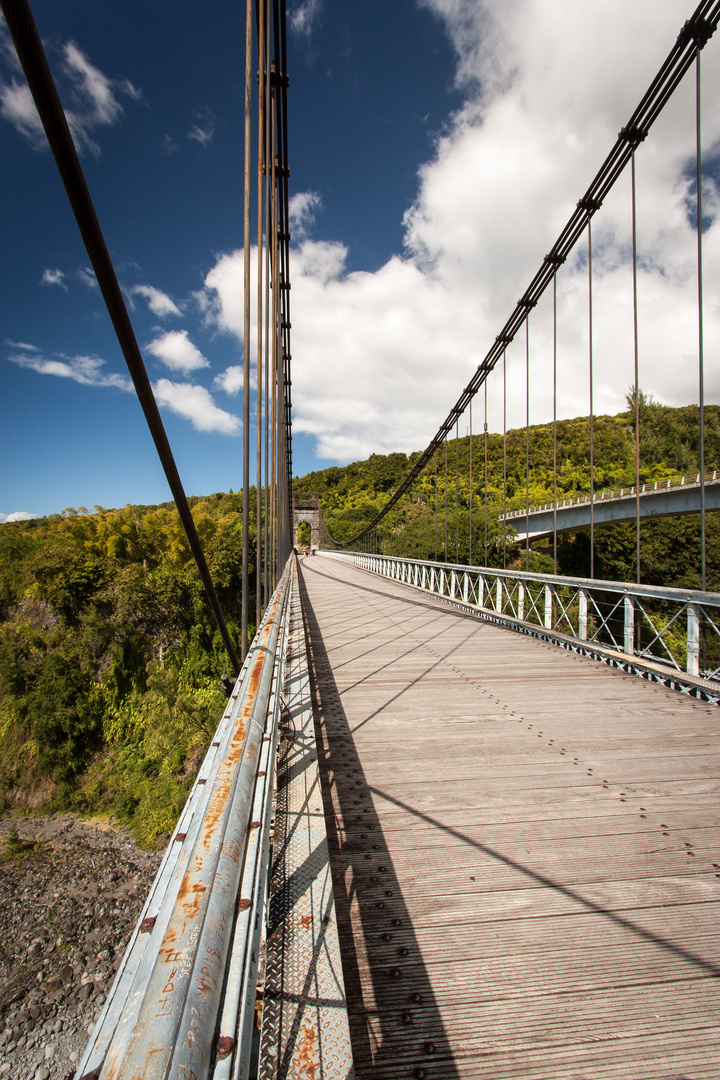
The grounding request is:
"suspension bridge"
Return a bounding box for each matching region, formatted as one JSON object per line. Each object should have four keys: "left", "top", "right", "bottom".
{"left": 2, "top": 0, "right": 720, "bottom": 1077}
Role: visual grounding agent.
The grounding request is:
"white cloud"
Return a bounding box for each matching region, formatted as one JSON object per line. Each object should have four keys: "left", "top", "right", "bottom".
{"left": 76, "top": 267, "right": 98, "bottom": 290}
{"left": 146, "top": 330, "right": 208, "bottom": 373}
{"left": 289, "top": 0, "right": 323, "bottom": 40}
{"left": 200, "top": 1, "right": 720, "bottom": 464}
{"left": 187, "top": 107, "right": 214, "bottom": 146}
{"left": 214, "top": 365, "right": 243, "bottom": 396}
{"left": 153, "top": 379, "right": 240, "bottom": 435}
{"left": 8, "top": 348, "right": 133, "bottom": 392}
{"left": 289, "top": 191, "right": 322, "bottom": 240}
{"left": 0, "top": 512, "right": 37, "bottom": 523}
{"left": 213, "top": 364, "right": 258, "bottom": 396}
{"left": 5, "top": 339, "right": 40, "bottom": 351}
{"left": 0, "top": 32, "right": 141, "bottom": 154}
{"left": 40, "top": 268, "right": 68, "bottom": 290}
{"left": 132, "top": 285, "right": 181, "bottom": 318}
{"left": 0, "top": 78, "right": 44, "bottom": 146}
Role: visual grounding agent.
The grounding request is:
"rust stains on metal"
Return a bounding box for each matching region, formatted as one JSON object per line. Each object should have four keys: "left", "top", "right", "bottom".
{"left": 175, "top": 832, "right": 187, "bottom": 842}
{"left": 140, "top": 917, "right": 156, "bottom": 934}
{"left": 216, "top": 1035, "right": 235, "bottom": 1059}
{"left": 196, "top": 589, "right": 282, "bottom": 855}
{"left": 299, "top": 914, "right": 312, "bottom": 930}
{"left": 295, "top": 1020, "right": 319, "bottom": 1080}
{"left": 238, "top": 898, "right": 252, "bottom": 911}
{"left": 176, "top": 877, "right": 207, "bottom": 921}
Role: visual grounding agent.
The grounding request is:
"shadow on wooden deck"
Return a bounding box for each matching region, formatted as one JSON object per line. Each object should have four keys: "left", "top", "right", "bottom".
{"left": 298, "top": 568, "right": 460, "bottom": 1080}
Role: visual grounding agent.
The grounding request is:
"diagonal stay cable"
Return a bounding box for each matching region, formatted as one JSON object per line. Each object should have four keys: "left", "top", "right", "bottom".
{"left": 339, "top": 0, "right": 720, "bottom": 548}
{"left": 2, "top": 0, "right": 241, "bottom": 675}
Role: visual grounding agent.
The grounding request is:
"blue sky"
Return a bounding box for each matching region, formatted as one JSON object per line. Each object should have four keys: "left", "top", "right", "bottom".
{"left": 2, "top": 0, "right": 719, "bottom": 521}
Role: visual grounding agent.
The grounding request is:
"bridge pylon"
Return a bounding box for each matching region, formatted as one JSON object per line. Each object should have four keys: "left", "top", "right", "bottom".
{"left": 293, "top": 492, "right": 321, "bottom": 550}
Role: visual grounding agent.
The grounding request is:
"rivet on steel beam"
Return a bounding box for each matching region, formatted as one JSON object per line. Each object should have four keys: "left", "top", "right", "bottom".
{"left": 197, "top": 778, "right": 206, "bottom": 785}
{"left": 212, "top": 741, "right": 220, "bottom": 747}
{"left": 411, "top": 993, "right": 423, "bottom": 1004}
{"left": 216, "top": 1036, "right": 235, "bottom": 1059}
{"left": 250, "top": 820, "right": 261, "bottom": 830}
{"left": 175, "top": 832, "right": 187, "bottom": 842}
{"left": 258, "top": 770, "right": 266, "bottom": 778}
{"left": 140, "top": 917, "right": 156, "bottom": 934}
{"left": 238, "top": 898, "right": 252, "bottom": 911}
{"left": 423, "top": 1041, "right": 437, "bottom": 1055}
{"left": 389, "top": 967, "right": 402, "bottom": 979}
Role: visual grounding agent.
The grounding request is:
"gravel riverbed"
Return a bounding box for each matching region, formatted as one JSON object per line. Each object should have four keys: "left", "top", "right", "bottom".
{"left": 0, "top": 816, "right": 163, "bottom": 1080}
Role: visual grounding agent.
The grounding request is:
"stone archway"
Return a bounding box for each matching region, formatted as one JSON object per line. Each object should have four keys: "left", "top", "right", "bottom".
{"left": 293, "top": 493, "right": 321, "bottom": 549}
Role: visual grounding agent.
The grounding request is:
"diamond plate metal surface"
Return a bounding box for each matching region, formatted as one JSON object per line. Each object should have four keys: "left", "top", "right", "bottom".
{"left": 259, "top": 574, "right": 354, "bottom": 1080}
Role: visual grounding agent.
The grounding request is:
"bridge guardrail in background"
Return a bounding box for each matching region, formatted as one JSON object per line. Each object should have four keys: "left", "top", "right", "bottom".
{"left": 501, "top": 470, "right": 720, "bottom": 520}
{"left": 328, "top": 552, "right": 720, "bottom": 698}
{"left": 76, "top": 559, "right": 294, "bottom": 1080}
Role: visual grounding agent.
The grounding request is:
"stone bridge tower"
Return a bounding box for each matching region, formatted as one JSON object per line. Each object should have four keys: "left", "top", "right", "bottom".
{"left": 293, "top": 492, "right": 321, "bottom": 550}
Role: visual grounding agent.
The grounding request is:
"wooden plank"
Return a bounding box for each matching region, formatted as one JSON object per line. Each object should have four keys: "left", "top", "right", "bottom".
{"left": 298, "top": 555, "right": 720, "bottom": 1079}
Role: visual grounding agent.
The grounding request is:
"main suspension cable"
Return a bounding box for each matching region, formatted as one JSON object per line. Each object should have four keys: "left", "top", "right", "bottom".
{"left": 337, "top": 0, "right": 719, "bottom": 550}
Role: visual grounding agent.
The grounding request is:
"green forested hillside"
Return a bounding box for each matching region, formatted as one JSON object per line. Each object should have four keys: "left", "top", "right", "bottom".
{"left": 294, "top": 399, "right": 720, "bottom": 589}
{"left": 1, "top": 399, "right": 717, "bottom": 843}
{"left": 0, "top": 493, "right": 256, "bottom": 845}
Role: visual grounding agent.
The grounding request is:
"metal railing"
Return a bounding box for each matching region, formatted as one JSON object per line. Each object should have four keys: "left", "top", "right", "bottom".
{"left": 76, "top": 558, "right": 294, "bottom": 1080}
{"left": 328, "top": 552, "right": 720, "bottom": 691}
{"left": 502, "top": 470, "right": 720, "bottom": 520}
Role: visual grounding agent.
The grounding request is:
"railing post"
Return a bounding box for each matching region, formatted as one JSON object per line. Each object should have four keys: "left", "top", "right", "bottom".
{"left": 624, "top": 594, "right": 635, "bottom": 655}
{"left": 478, "top": 575, "right": 485, "bottom": 608}
{"left": 463, "top": 572, "right": 469, "bottom": 603}
{"left": 496, "top": 577, "right": 502, "bottom": 613}
{"left": 518, "top": 582, "right": 525, "bottom": 621}
{"left": 450, "top": 570, "right": 457, "bottom": 598}
{"left": 578, "top": 589, "right": 588, "bottom": 640}
{"left": 687, "top": 603, "right": 700, "bottom": 677}
{"left": 544, "top": 585, "right": 552, "bottom": 629}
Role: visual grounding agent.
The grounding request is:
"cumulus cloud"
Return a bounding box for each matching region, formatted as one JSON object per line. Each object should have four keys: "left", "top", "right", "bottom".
{"left": 0, "top": 511, "right": 37, "bottom": 523}
{"left": 40, "top": 268, "right": 68, "bottom": 290}
{"left": 214, "top": 365, "right": 243, "bottom": 396}
{"left": 289, "top": 0, "right": 323, "bottom": 41}
{"left": 0, "top": 31, "right": 141, "bottom": 154}
{"left": 187, "top": 107, "right": 214, "bottom": 146}
{"left": 132, "top": 285, "right": 181, "bottom": 318}
{"left": 213, "top": 364, "right": 258, "bottom": 396}
{"left": 207, "top": 1, "right": 720, "bottom": 463}
{"left": 153, "top": 379, "right": 240, "bottom": 435}
{"left": 289, "top": 191, "right": 322, "bottom": 241}
{"left": 8, "top": 347, "right": 133, "bottom": 392}
{"left": 146, "top": 330, "right": 209, "bottom": 373}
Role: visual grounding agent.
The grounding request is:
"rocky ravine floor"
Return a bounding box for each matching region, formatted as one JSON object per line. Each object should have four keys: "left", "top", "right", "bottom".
{"left": 0, "top": 816, "right": 163, "bottom": 1080}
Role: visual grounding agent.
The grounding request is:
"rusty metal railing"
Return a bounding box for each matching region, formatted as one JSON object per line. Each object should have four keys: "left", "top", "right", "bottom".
{"left": 76, "top": 558, "right": 294, "bottom": 1080}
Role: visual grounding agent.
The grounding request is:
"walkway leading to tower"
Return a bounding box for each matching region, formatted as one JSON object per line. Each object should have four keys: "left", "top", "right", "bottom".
{"left": 298, "top": 553, "right": 720, "bottom": 1080}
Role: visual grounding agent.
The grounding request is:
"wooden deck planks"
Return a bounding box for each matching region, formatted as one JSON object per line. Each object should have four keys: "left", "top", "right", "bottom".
{"left": 298, "top": 555, "right": 720, "bottom": 1079}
